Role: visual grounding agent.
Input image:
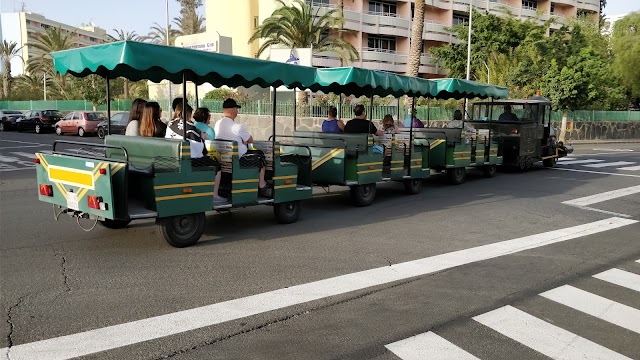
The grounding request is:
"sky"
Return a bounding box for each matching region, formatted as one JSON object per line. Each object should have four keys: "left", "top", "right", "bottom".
{"left": 0, "top": 0, "right": 638, "bottom": 38}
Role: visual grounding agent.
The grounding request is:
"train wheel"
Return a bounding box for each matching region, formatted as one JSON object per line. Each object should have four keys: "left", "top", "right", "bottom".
{"left": 448, "top": 167, "right": 466, "bottom": 185}
{"left": 99, "top": 219, "right": 132, "bottom": 229}
{"left": 350, "top": 183, "right": 376, "bottom": 207}
{"left": 543, "top": 157, "right": 557, "bottom": 168}
{"left": 156, "top": 213, "right": 205, "bottom": 248}
{"left": 483, "top": 165, "right": 497, "bottom": 178}
{"left": 404, "top": 178, "right": 423, "bottom": 195}
{"left": 517, "top": 157, "right": 528, "bottom": 172}
{"left": 274, "top": 201, "right": 301, "bottom": 224}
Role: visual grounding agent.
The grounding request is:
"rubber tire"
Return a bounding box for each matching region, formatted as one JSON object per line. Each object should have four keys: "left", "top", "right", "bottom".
{"left": 543, "top": 157, "right": 557, "bottom": 168}
{"left": 55, "top": 126, "right": 62, "bottom": 135}
{"left": 156, "top": 213, "right": 206, "bottom": 248}
{"left": 448, "top": 167, "right": 466, "bottom": 185}
{"left": 99, "top": 219, "right": 131, "bottom": 229}
{"left": 517, "top": 156, "right": 528, "bottom": 172}
{"left": 0, "top": 123, "right": 4, "bottom": 132}
{"left": 483, "top": 164, "right": 497, "bottom": 178}
{"left": 78, "top": 127, "right": 85, "bottom": 137}
{"left": 274, "top": 201, "right": 301, "bottom": 224}
{"left": 526, "top": 157, "right": 534, "bottom": 170}
{"left": 35, "top": 124, "right": 41, "bottom": 134}
{"left": 97, "top": 127, "right": 105, "bottom": 139}
{"left": 404, "top": 178, "right": 423, "bottom": 195}
{"left": 350, "top": 183, "right": 376, "bottom": 207}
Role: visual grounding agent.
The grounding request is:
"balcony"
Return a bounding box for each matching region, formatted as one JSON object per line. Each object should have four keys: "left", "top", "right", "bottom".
{"left": 553, "top": 0, "right": 577, "bottom": 6}
{"left": 576, "top": 0, "right": 600, "bottom": 12}
{"left": 488, "top": 0, "right": 519, "bottom": 15}
{"left": 357, "top": 48, "right": 447, "bottom": 75}
{"left": 423, "top": 21, "right": 455, "bottom": 43}
{"left": 361, "top": 12, "right": 412, "bottom": 37}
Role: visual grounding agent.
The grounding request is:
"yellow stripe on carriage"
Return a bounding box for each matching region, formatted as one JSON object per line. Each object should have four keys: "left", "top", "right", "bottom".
{"left": 390, "top": 167, "right": 404, "bottom": 171}
{"left": 429, "top": 139, "right": 445, "bottom": 149}
{"left": 357, "top": 162, "right": 383, "bottom": 167}
{"left": 390, "top": 160, "right": 404, "bottom": 164}
{"left": 154, "top": 182, "right": 215, "bottom": 190}
{"left": 357, "top": 169, "right": 382, "bottom": 175}
{"left": 155, "top": 192, "right": 214, "bottom": 201}
{"left": 232, "top": 179, "right": 259, "bottom": 184}
{"left": 232, "top": 188, "right": 259, "bottom": 194}
{"left": 111, "top": 163, "right": 126, "bottom": 176}
{"left": 274, "top": 184, "right": 297, "bottom": 190}
{"left": 48, "top": 166, "right": 94, "bottom": 189}
{"left": 273, "top": 175, "right": 297, "bottom": 180}
{"left": 311, "top": 148, "right": 344, "bottom": 170}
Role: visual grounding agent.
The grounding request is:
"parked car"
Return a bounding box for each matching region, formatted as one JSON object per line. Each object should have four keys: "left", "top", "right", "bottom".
{"left": 55, "top": 111, "right": 107, "bottom": 137}
{"left": 0, "top": 110, "right": 24, "bottom": 131}
{"left": 16, "top": 110, "right": 63, "bottom": 133}
{"left": 97, "top": 112, "right": 129, "bottom": 139}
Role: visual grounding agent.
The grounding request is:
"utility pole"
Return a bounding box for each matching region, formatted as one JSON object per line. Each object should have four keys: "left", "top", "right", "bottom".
{"left": 166, "top": 0, "right": 172, "bottom": 104}
{"left": 464, "top": 0, "right": 473, "bottom": 118}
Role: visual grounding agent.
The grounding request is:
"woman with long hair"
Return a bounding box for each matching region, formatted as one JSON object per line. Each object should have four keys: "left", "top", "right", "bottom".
{"left": 139, "top": 102, "right": 166, "bottom": 138}
{"left": 125, "top": 98, "right": 147, "bottom": 136}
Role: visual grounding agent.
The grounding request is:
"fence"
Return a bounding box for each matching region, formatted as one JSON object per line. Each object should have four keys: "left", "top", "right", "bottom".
{"left": 0, "top": 100, "right": 639, "bottom": 122}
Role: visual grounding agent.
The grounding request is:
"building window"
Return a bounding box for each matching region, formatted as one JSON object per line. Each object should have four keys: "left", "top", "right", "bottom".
{"left": 305, "top": 0, "right": 329, "bottom": 6}
{"left": 522, "top": 0, "right": 537, "bottom": 11}
{"left": 452, "top": 13, "right": 469, "bottom": 26}
{"left": 367, "top": 35, "right": 396, "bottom": 52}
{"left": 369, "top": 1, "right": 397, "bottom": 17}
{"left": 253, "top": 16, "right": 259, "bottom": 29}
{"left": 550, "top": 3, "right": 555, "bottom": 14}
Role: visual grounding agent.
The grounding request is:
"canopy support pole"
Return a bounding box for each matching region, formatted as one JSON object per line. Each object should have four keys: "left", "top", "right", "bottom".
{"left": 194, "top": 85, "right": 199, "bottom": 108}
{"left": 396, "top": 98, "right": 400, "bottom": 128}
{"left": 293, "top": 88, "right": 297, "bottom": 132}
{"left": 182, "top": 73, "right": 187, "bottom": 140}
{"left": 339, "top": 94, "right": 343, "bottom": 120}
{"left": 105, "top": 75, "right": 111, "bottom": 136}
{"left": 272, "top": 86, "right": 277, "bottom": 151}
{"left": 487, "top": 97, "right": 494, "bottom": 163}
{"left": 427, "top": 98, "right": 430, "bottom": 128}
{"left": 409, "top": 96, "right": 416, "bottom": 176}
{"left": 369, "top": 95, "right": 374, "bottom": 126}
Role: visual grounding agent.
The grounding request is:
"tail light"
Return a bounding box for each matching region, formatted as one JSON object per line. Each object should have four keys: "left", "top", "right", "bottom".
{"left": 83, "top": 113, "right": 88, "bottom": 120}
{"left": 40, "top": 117, "right": 47, "bottom": 121}
{"left": 88, "top": 195, "right": 108, "bottom": 210}
{"left": 39, "top": 184, "right": 53, "bottom": 196}
{"left": 99, "top": 168, "right": 106, "bottom": 175}
{"left": 511, "top": 129, "right": 519, "bottom": 134}
{"left": 34, "top": 157, "right": 41, "bottom": 164}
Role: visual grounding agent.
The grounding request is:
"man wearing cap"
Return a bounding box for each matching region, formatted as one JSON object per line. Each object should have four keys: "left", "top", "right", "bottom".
{"left": 214, "top": 98, "right": 268, "bottom": 192}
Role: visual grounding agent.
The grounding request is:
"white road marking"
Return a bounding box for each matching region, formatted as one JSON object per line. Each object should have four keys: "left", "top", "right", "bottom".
{"left": 0, "top": 139, "right": 47, "bottom": 145}
{"left": 0, "top": 217, "right": 635, "bottom": 360}
{"left": 552, "top": 167, "right": 640, "bottom": 178}
{"left": 557, "top": 159, "right": 605, "bottom": 165}
{"left": 583, "top": 161, "right": 636, "bottom": 168}
{"left": 558, "top": 157, "right": 577, "bottom": 162}
{"left": 563, "top": 185, "right": 640, "bottom": 207}
{"left": 592, "top": 148, "right": 634, "bottom": 152}
{"left": 10, "top": 151, "right": 37, "bottom": 159}
{"left": 593, "top": 269, "right": 640, "bottom": 293}
{"left": 385, "top": 332, "right": 479, "bottom": 360}
{"left": 540, "top": 285, "right": 640, "bottom": 334}
{"left": 570, "top": 206, "right": 631, "bottom": 218}
{"left": 617, "top": 165, "right": 640, "bottom": 171}
{"left": 0, "top": 155, "right": 20, "bottom": 162}
{"left": 474, "top": 306, "right": 631, "bottom": 360}
{"left": 0, "top": 167, "right": 33, "bottom": 172}
{"left": 0, "top": 145, "right": 46, "bottom": 149}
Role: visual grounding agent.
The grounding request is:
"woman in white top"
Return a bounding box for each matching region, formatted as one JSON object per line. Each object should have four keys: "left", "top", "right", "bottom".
{"left": 125, "top": 98, "right": 146, "bottom": 136}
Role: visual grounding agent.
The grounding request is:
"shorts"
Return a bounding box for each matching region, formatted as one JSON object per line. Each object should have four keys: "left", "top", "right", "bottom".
{"left": 191, "top": 156, "right": 220, "bottom": 169}
{"left": 239, "top": 149, "right": 266, "bottom": 168}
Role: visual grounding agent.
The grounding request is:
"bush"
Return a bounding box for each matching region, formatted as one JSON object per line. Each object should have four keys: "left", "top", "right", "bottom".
{"left": 203, "top": 88, "right": 235, "bottom": 100}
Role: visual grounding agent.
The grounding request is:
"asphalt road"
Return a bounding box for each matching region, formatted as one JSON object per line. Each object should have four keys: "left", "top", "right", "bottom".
{"left": 1, "top": 131, "right": 639, "bottom": 360}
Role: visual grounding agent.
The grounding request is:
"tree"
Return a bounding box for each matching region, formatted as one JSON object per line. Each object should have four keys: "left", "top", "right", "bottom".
{"left": 11, "top": 73, "right": 50, "bottom": 100}
{"left": 0, "top": 40, "right": 22, "bottom": 99}
{"left": 174, "top": 0, "right": 206, "bottom": 35}
{"left": 27, "top": 26, "right": 76, "bottom": 76}
{"left": 407, "top": 0, "right": 425, "bottom": 79}
{"left": 249, "top": 0, "right": 359, "bottom": 64}
{"left": 611, "top": 12, "right": 640, "bottom": 101}
{"left": 143, "top": 23, "right": 179, "bottom": 45}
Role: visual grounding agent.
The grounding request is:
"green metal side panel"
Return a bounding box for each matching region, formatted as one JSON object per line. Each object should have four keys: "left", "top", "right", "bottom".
{"left": 310, "top": 147, "right": 346, "bottom": 184}
{"left": 355, "top": 151, "right": 384, "bottom": 184}
{"left": 428, "top": 139, "right": 447, "bottom": 168}
{"left": 452, "top": 144, "right": 472, "bottom": 168}
{"left": 270, "top": 143, "right": 312, "bottom": 203}
{"left": 35, "top": 153, "right": 119, "bottom": 220}
{"left": 152, "top": 160, "right": 217, "bottom": 218}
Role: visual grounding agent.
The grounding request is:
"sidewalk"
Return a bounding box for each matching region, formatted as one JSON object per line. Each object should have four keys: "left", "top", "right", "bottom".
{"left": 568, "top": 139, "right": 640, "bottom": 145}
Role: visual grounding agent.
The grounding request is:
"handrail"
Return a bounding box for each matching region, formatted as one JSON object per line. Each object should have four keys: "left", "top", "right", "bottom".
{"left": 269, "top": 134, "right": 349, "bottom": 150}
{"left": 53, "top": 140, "right": 129, "bottom": 162}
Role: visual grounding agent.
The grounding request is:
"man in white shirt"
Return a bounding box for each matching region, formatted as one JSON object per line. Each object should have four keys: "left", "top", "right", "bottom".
{"left": 214, "top": 99, "right": 268, "bottom": 191}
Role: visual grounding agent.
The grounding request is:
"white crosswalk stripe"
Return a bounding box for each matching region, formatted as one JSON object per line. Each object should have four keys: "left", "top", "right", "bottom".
{"left": 593, "top": 269, "right": 640, "bottom": 293}
{"left": 557, "top": 159, "right": 605, "bottom": 165}
{"left": 10, "top": 151, "right": 37, "bottom": 159}
{"left": 618, "top": 165, "right": 640, "bottom": 171}
{"left": 584, "top": 161, "right": 636, "bottom": 168}
{"left": 540, "top": 285, "right": 640, "bottom": 334}
{"left": 473, "top": 305, "right": 631, "bottom": 360}
{"left": 385, "top": 332, "right": 479, "bottom": 360}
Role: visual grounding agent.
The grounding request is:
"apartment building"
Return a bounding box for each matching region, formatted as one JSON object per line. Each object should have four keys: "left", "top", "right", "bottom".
{"left": 209, "top": 0, "right": 600, "bottom": 78}
{"left": 0, "top": 12, "right": 110, "bottom": 75}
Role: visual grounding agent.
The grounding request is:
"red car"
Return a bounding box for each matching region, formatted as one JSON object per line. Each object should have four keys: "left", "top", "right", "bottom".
{"left": 55, "top": 111, "right": 107, "bottom": 137}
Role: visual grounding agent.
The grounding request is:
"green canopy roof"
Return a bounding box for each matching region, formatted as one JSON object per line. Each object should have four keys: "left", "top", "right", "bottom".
{"left": 313, "top": 67, "right": 436, "bottom": 98}
{"left": 432, "top": 78, "right": 508, "bottom": 99}
{"left": 52, "top": 41, "right": 318, "bottom": 89}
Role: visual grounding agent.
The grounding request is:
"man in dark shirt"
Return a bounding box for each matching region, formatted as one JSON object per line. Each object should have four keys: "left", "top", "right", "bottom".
{"left": 344, "top": 104, "right": 384, "bottom": 136}
{"left": 498, "top": 104, "right": 519, "bottom": 122}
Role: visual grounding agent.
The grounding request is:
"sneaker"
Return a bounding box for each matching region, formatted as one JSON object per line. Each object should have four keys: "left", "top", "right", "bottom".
{"left": 213, "top": 196, "right": 229, "bottom": 205}
{"left": 258, "top": 186, "right": 272, "bottom": 198}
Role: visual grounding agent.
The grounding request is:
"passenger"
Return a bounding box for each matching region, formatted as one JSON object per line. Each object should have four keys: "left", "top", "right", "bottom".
{"left": 498, "top": 104, "right": 519, "bottom": 122}
{"left": 139, "top": 102, "right": 167, "bottom": 138}
{"left": 381, "top": 114, "right": 398, "bottom": 134}
{"left": 321, "top": 106, "right": 344, "bottom": 133}
{"left": 172, "top": 97, "right": 187, "bottom": 112}
{"left": 125, "top": 98, "right": 146, "bottom": 136}
{"left": 214, "top": 98, "right": 269, "bottom": 195}
{"left": 403, "top": 108, "right": 425, "bottom": 128}
{"left": 193, "top": 107, "right": 216, "bottom": 140}
{"left": 447, "top": 110, "right": 475, "bottom": 131}
{"left": 344, "top": 104, "right": 384, "bottom": 136}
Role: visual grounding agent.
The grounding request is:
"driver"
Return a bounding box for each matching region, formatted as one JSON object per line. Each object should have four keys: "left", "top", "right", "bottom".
{"left": 498, "top": 105, "right": 519, "bottom": 121}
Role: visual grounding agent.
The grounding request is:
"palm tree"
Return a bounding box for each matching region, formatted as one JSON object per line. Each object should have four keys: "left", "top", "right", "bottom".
{"left": 108, "top": 29, "right": 140, "bottom": 42}
{"left": 13, "top": 73, "right": 49, "bottom": 98}
{"left": 0, "top": 40, "right": 23, "bottom": 98}
{"left": 249, "top": 0, "right": 359, "bottom": 64}
{"left": 173, "top": 13, "right": 206, "bottom": 35}
{"left": 143, "top": 23, "right": 179, "bottom": 45}
{"left": 407, "top": 0, "right": 425, "bottom": 78}
{"left": 27, "top": 26, "right": 76, "bottom": 76}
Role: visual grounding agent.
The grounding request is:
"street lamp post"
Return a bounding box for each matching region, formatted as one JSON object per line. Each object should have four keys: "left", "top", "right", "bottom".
{"left": 166, "top": 0, "right": 172, "bottom": 104}
{"left": 482, "top": 60, "right": 490, "bottom": 84}
{"left": 464, "top": 0, "right": 473, "bottom": 118}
